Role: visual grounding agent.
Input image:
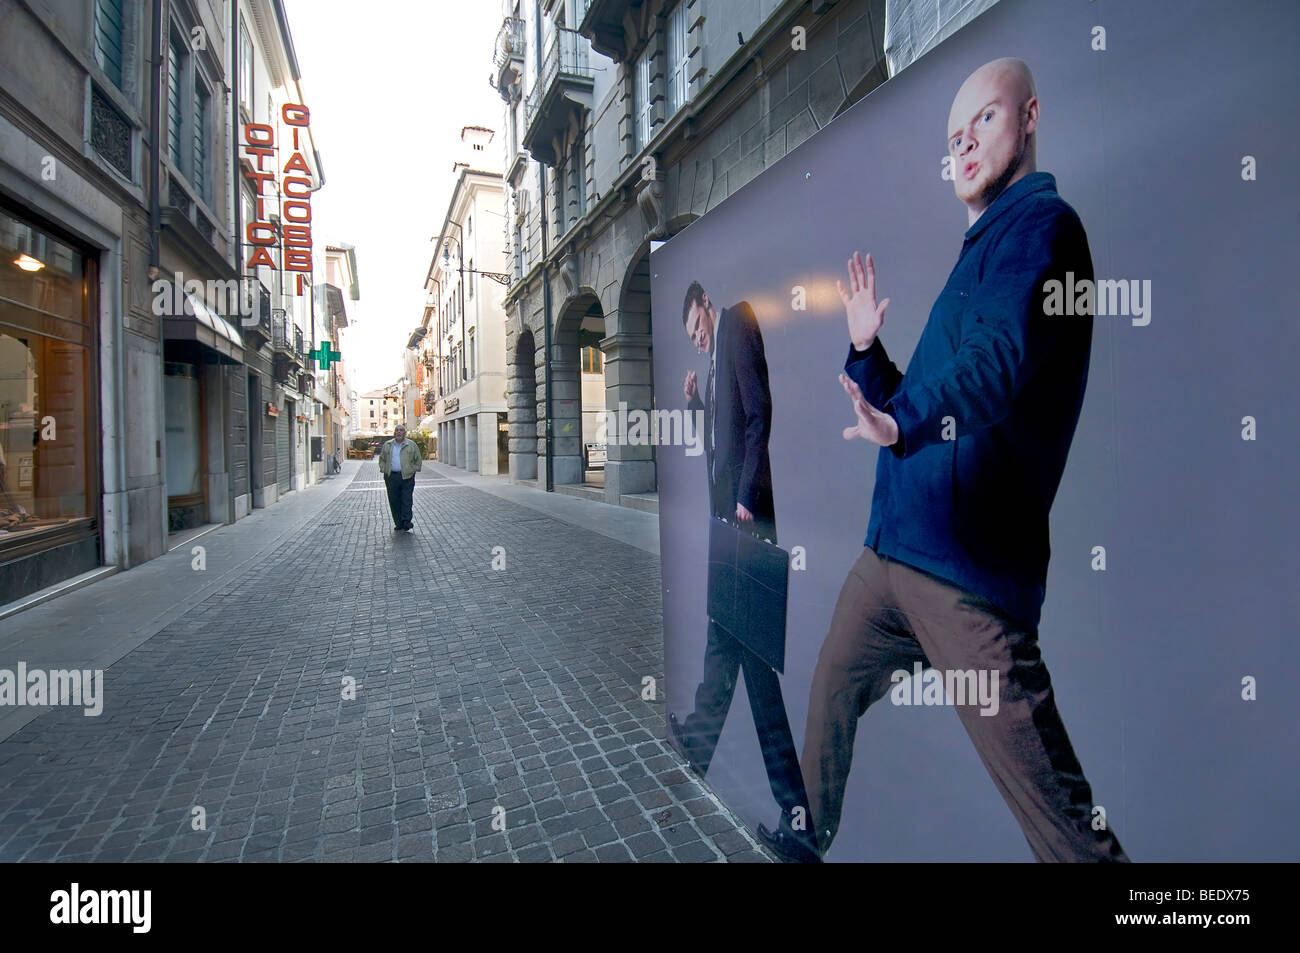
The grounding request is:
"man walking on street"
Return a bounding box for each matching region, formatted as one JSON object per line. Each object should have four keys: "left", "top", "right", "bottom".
{"left": 378, "top": 425, "right": 420, "bottom": 532}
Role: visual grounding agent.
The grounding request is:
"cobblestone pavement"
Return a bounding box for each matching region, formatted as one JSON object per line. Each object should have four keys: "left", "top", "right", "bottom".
{"left": 0, "top": 466, "right": 769, "bottom": 862}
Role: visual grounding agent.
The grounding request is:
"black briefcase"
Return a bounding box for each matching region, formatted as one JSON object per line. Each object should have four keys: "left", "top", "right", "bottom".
{"left": 706, "top": 516, "right": 790, "bottom": 673}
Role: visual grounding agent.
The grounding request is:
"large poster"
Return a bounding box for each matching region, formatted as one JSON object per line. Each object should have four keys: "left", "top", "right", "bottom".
{"left": 650, "top": 0, "right": 1299, "bottom": 861}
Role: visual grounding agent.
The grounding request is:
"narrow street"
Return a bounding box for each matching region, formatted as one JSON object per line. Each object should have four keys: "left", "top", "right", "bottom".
{"left": 0, "top": 463, "right": 766, "bottom": 863}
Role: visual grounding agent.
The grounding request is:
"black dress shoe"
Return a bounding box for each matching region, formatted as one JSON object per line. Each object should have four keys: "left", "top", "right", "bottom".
{"left": 757, "top": 822, "right": 823, "bottom": 864}
{"left": 668, "top": 713, "right": 702, "bottom": 776}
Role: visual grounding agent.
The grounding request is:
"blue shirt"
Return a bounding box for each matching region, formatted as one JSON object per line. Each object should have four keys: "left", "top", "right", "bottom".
{"left": 845, "top": 172, "right": 1094, "bottom": 629}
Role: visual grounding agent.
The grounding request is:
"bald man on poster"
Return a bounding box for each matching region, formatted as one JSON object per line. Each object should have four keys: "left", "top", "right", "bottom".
{"left": 780, "top": 59, "right": 1129, "bottom": 862}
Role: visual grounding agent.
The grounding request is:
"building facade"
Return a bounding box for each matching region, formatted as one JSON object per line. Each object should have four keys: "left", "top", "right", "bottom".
{"left": 357, "top": 385, "right": 399, "bottom": 438}
{"left": 0, "top": 0, "right": 339, "bottom": 608}
{"left": 314, "top": 241, "right": 359, "bottom": 473}
{"left": 429, "top": 128, "right": 512, "bottom": 476}
{"left": 494, "top": 0, "right": 890, "bottom": 507}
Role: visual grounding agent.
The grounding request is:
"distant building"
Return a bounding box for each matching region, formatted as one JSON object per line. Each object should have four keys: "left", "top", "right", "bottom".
{"left": 358, "top": 386, "right": 401, "bottom": 437}
{"left": 428, "top": 127, "right": 512, "bottom": 475}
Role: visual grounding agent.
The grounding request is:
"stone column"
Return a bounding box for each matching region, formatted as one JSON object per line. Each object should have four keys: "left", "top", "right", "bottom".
{"left": 602, "top": 330, "right": 656, "bottom": 502}
{"left": 466, "top": 414, "right": 479, "bottom": 472}
{"left": 549, "top": 355, "right": 583, "bottom": 485}
{"left": 507, "top": 356, "right": 537, "bottom": 481}
{"left": 477, "top": 411, "right": 499, "bottom": 475}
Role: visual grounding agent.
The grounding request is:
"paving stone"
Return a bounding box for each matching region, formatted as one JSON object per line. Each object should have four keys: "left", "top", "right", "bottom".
{"left": 0, "top": 465, "right": 755, "bottom": 863}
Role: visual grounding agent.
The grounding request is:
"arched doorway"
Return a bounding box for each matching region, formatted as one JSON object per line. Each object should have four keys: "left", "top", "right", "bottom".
{"left": 603, "top": 249, "right": 656, "bottom": 501}
{"left": 551, "top": 293, "right": 605, "bottom": 486}
{"left": 508, "top": 328, "right": 537, "bottom": 481}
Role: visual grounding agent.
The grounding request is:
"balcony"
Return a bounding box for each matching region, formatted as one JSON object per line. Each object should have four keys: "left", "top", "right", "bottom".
{"left": 241, "top": 277, "right": 272, "bottom": 346}
{"left": 493, "top": 17, "right": 526, "bottom": 103}
{"left": 294, "top": 327, "right": 307, "bottom": 367}
{"left": 522, "top": 27, "right": 595, "bottom": 166}
{"left": 578, "top": 0, "right": 636, "bottom": 62}
{"left": 271, "top": 310, "right": 295, "bottom": 383}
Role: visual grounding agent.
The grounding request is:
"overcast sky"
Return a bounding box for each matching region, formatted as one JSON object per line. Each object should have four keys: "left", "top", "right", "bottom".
{"left": 282, "top": 0, "right": 506, "bottom": 395}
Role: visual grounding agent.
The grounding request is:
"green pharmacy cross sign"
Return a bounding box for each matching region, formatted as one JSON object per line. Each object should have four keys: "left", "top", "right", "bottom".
{"left": 310, "top": 341, "right": 341, "bottom": 370}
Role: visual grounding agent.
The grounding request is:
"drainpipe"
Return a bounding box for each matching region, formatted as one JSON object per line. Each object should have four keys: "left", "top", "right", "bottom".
{"left": 535, "top": 7, "right": 553, "bottom": 492}
{"left": 149, "top": 0, "right": 161, "bottom": 270}
{"left": 539, "top": 162, "right": 553, "bottom": 493}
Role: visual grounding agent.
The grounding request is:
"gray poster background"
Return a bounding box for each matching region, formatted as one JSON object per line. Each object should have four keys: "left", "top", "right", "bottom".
{"left": 650, "top": 0, "right": 1299, "bottom": 861}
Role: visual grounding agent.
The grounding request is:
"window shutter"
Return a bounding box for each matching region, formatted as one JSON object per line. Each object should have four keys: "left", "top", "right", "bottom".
{"left": 94, "top": 0, "right": 126, "bottom": 89}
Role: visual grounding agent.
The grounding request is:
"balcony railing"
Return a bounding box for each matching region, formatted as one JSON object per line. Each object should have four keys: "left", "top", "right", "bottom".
{"left": 494, "top": 17, "right": 526, "bottom": 71}
{"left": 241, "top": 277, "right": 272, "bottom": 343}
{"left": 523, "top": 27, "right": 595, "bottom": 153}
{"left": 272, "top": 310, "right": 294, "bottom": 352}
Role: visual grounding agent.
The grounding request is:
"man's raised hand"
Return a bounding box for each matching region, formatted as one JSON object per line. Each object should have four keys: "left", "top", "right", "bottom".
{"left": 837, "top": 251, "right": 890, "bottom": 352}
{"left": 839, "top": 373, "right": 900, "bottom": 447}
{"left": 684, "top": 369, "right": 698, "bottom": 402}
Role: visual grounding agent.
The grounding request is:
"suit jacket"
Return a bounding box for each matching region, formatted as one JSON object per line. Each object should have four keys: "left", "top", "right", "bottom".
{"left": 688, "top": 302, "right": 777, "bottom": 541}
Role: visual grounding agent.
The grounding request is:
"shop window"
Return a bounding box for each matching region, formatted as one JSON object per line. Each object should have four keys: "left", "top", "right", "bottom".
{"left": 0, "top": 207, "right": 96, "bottom": 549}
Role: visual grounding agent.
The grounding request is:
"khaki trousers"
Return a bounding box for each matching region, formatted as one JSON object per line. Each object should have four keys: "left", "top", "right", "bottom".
{"left": 802, "top": 546, "right": 1128, "bottom": 861}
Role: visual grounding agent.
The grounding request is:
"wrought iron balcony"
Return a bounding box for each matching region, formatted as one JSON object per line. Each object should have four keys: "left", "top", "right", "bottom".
{"left": 522, "top": 27, "right": 595, "bottom": 166}
{"left": 271, "top": 310, "right": 293, "bottom": 352}
{"left": 241, "top": 277, "right": 272, "bottom": 345}
{"left": 493, "top": 17, "right": 526, "bottom": 102}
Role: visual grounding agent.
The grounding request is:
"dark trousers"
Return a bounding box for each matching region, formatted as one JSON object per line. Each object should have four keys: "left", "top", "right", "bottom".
{"left": 803, "top": 546, "right": 1129, "bottom": 861}
{"left": 384, "top": 471, "right": 414, "bottom": 528}
{"left": 679, "top": 618, "right": 813, "bottom": 829}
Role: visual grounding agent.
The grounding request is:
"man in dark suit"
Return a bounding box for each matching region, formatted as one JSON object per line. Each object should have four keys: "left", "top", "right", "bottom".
{"left": 670, "top": 281, "right": 820, "bottom": 862}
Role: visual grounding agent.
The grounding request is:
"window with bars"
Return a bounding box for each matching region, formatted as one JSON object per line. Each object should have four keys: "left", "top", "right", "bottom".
{"left": 94, "top": 0, "right": 127, "bottom": 89}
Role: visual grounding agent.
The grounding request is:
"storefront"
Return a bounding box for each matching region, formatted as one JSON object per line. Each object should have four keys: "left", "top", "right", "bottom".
{"left": 160, "top": 288, "right": 244, "bottom": 534}
{"left": 0, "top": 203, "right": 101, "bottom": 603}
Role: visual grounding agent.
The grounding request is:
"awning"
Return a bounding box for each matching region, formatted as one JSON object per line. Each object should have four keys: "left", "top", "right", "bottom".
{"left": 162, "top": 286, "right": 245, "bottom": 363}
